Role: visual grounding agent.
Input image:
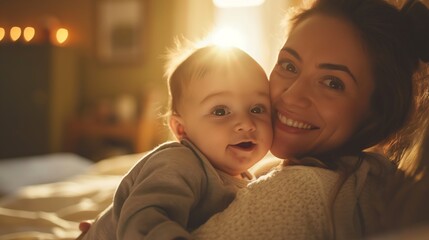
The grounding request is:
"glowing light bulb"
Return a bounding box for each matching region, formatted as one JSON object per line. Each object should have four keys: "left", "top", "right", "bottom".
{"left": 56, "top": 28, "right": 68, "bottom": 44}
{"left": 23, "top": 27, "right": 35, "bottom": 42}
{"left": 10, "top": 26, "right": 22, "bottom": 41}
{"left": 0, "top": 28, "right": 5, "bottom": 41}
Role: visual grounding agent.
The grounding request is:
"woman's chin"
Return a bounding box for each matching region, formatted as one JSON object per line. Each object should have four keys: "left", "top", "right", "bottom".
{"left": 270, "top": 144, "right": 296, "bottom": 159}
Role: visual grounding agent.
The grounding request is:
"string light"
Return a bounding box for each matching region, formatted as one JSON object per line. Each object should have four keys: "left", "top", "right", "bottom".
{"left": 10, "top": 26, "right": 22, "bottom": 41}
{"left": 2, "top": 14, "right": 70, "bottom": 45}
{"left": 0, "top": 28, "right": 5, "bottom": 41}
{"left": 55, "top": 28, "right": 68, "bottom": 44}
{"left": 23, "top": 27, "right": 35, "bottom": 42}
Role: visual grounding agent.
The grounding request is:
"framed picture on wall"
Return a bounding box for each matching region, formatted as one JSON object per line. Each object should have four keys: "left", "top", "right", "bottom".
{"left": 96, "top": 0, "right": 143, "bottom": 63}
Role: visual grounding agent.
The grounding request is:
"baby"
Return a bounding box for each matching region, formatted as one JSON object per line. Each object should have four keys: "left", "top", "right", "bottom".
{"left": 79, "top": 44, "right": 272, "bottom": 239}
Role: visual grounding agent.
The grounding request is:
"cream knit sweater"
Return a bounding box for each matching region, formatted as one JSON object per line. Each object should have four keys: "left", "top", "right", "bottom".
{"left": 193, "top": 153, "right": 392, "bottom": 240}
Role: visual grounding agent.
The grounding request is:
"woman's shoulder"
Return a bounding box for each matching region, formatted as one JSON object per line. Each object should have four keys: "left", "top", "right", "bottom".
{"left": 243, "top": 165, "right": 342, "bottom": 220}
{"left": 193, "top": 165, "right": 337, "bottom": 239}
{"left": 251, "top": 164, "right": 341, "bottom": 194}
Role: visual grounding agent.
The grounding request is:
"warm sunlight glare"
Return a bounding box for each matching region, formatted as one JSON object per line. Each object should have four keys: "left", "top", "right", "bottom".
{"left": 23, "top": 27, "right": 35, "bottom": 42}
{"left": 213, "top": 0, "right": 265, "bottom": 8}
{"left": 10, "top": 26, "right": 22, "bottom": 41}
{"left": 207, "top": 27, "right": 245, "bottom": 49}
{"left": 56, "top": 28, "right": 68, "bottom": 44}
{"left": 0, "top": 28, "right": 5, "bottom": 41}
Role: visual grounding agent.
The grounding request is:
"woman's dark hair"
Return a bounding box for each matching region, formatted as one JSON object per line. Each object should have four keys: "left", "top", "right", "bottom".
{"left": 291, "top": 0, "right": 429, "bottom": 158}
{"left": 289, "top": 0, "right": 429, "bottom": 232}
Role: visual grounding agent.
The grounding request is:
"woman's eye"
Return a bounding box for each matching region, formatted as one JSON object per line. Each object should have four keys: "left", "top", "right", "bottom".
{"left": 322, "top": 76, "right": 345, "bottom": 90}
{"left": 250, "top": 105, "right": 266, "bottom": 114}
{"left": 212, "top": 107, "right": 230, "bottom": 116}
{"left": 280, "top": 61, "right": 298, "bottom": 73}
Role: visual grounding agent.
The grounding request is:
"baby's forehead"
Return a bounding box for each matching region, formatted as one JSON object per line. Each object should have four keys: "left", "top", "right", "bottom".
{"left": 185, "top": 71, "right": 269, "bottom": 97}
{"left": 199, "top": 66, "right": 267, "bottom": 85}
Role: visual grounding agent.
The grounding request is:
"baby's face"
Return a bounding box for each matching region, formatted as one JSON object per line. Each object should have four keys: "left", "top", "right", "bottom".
{"left": 179, "top": 65, "right": 272, "bottom": 177}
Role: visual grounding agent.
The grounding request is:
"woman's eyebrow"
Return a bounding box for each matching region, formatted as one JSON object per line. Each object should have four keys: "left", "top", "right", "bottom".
{"left": 281, "top": 47, "right": 301, "bottom": 61}
{"left": 318, "top": 63, "right": 357, "bottom": 83}
{"left": 281, "top": 47, "right": 357, "bottom": 83}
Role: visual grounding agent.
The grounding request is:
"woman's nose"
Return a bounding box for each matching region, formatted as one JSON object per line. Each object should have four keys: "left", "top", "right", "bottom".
{"left": 280, "top": 79, "right": 312, "bottom": 108}
{"left": 235, "top": 114, "right": 256, "bottom": 132}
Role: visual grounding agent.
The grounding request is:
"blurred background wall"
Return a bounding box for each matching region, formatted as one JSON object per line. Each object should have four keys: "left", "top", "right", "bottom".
{"left": 0, "top": 0, "right": 296, "bottom": 161}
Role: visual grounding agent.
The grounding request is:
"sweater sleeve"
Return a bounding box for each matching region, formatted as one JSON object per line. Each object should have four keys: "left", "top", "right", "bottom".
{"left": 116, "top": 147, "right": 206, "bottom": 240}
{"left": 192, "top": 166, "right": 338, "bottom": 240}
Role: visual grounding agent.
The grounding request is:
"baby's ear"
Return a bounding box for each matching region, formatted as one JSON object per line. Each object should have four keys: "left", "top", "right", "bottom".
{"left": 169, "top": 115, "right": 187, "bottom": 140}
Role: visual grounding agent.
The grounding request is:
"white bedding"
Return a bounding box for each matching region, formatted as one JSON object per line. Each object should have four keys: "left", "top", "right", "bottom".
{"left": 0, "top": 153, "right": 144, "bottom": 240}
{"left": 0, "top": 153, "right": 92, "bottom": 196}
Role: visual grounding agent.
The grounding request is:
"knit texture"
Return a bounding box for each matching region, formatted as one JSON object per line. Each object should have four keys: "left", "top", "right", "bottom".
{"left": 193, "top": 154, "right": 391, "bottom": 240}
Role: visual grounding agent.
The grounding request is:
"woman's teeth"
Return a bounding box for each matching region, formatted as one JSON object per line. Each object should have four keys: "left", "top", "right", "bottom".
{"left": 277, "top": 112, "right": 313, "bottom": 130}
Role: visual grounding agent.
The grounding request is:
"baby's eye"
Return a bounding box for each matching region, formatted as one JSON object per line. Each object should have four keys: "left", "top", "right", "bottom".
{"left": 250, "top": 105, "right": 266, "bottom": 114}
{"left": 280, "top": 61, "right": 298, "bottom": 73}
{"left": 212, "top": 106, "right": 230, "bottom": 116}
{"left": 321, "top": 76, "right": 345, "bottom": 91}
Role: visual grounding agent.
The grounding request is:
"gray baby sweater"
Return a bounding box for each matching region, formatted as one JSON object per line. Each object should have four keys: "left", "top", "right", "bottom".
{"left": 82, "top": 139, "right": 250, "bottom": 240}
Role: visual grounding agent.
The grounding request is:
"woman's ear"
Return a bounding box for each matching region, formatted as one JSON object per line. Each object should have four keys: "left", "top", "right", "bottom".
{"left": 169, "top": 115, "right": 187, "bottom": 140}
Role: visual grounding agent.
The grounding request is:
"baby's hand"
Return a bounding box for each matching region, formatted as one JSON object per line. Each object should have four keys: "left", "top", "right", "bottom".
{"left": 75, "top": 221, "right": 92, "bottom": 240}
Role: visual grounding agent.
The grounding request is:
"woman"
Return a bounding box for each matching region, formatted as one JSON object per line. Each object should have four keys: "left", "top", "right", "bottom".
{"left": 192, "top": 0, "right": 429, "bottom": 239}
{"left": 80, "top": 0, "right": 429, "bottom": 238}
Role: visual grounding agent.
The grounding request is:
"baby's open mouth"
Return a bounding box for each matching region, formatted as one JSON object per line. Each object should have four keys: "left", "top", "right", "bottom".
{"left": 231, "top": 141, "right": 256, "bottom": 151}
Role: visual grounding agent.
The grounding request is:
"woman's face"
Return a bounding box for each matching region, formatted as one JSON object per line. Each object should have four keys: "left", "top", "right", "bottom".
{"left": 269, "top": 14, "right": 375, "bottom": 159}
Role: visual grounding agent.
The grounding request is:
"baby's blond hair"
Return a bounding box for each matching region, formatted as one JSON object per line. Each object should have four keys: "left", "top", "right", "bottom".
{"left": 164, "top": 41, "right": 266, "bottom": 118}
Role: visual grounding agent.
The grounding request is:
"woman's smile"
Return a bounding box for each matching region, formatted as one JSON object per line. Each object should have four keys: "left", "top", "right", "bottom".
{"left": 277, "top": 112, "right": 315, "bottom": 130}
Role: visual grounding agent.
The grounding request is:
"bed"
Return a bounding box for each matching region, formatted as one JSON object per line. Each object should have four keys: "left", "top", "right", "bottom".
{"left": 0, "top": 152, "right": 146, "bottom": 240}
